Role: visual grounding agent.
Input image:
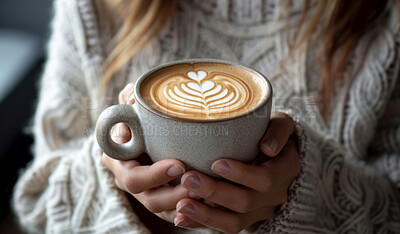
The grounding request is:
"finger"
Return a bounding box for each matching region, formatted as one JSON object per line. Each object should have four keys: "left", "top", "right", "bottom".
{"left": 122, "top": 159, "right": 185, "bottom": 194}
{"left": 202, "top": 199, "right": 218, "bottom": 208}
{"left": 102, "top": 153, "right": 140, "bottom": 172}
{"left": 176, "top": 199, "right": 274, "bottom": 233}
{"left": 118, "top": 83, "right": 135, "bottom": 104}
{"left": 211, "top": 159, "right": 273, "bottom": 193}
{"left": 114, "top": 176, "right": 124, "bottom": 190}
{"left": 260, "top": 111, "right": 294, "bottom": 156}
{"left": 262, "top": 138, "right": 301, "bottom": 187}
{"left": 210, "top": 158, "right": 290, "bottom": 206}
{"left": 174, "top": 213, "right": 204, "bottom": 229}
{"left": 133, "top": 184, "right": 189, "bottom": 213}
{"left": 103, "top": 155, "right": 185, "bottom": 194}
{"left": 213, "top": 139, "right": 300, "bottom": 191}
{"left": 181, "top": 171, "right": 265, "bottom": 213}
{"left": 157, "top": 210, "right": 179, "bottom": 224}
{"left": 111, "top": 123, "right": 131, "bottom": 144}
{"left": 285, "top": 135, "right": 298, "bottom": 149}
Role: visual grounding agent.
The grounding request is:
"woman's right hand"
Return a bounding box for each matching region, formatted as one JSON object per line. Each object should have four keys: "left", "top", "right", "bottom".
{"left": 101, "top": 83, "right": 194, "bottom": 225}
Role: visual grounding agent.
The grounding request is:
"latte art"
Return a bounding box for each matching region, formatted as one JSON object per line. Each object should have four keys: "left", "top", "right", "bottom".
{"left": 140, "top": 62, "right": 268, "bottom": 120}
{"left": 161, "top": 70, "right": 251, "bottom": 116}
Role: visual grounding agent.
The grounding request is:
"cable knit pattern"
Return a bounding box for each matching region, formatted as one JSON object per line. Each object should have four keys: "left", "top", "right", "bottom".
{"left": 13, "top": 0, "right": 400, "bottom": 233}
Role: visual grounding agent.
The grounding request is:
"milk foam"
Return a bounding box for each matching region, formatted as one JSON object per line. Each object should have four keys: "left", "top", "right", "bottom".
{"left": 161, "top": 70, "right": 248, "bottom": 114}
{"left": 140, "top": 63, "right": 267, "bottom": 120}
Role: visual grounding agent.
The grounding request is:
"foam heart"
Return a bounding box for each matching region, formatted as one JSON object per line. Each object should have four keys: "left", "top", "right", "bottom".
{"left": 201, "top": 81, "right": 214, "bottom": 92}
{"left": 187, "top": 71, "right": 207, "bottom": 82}
{"left": 187, "top": 81, "right": 215, "bottom": 94}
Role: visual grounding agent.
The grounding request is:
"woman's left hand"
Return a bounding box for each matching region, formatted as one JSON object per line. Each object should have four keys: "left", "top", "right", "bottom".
{"left": 174, "top": 112, "right": 301, "bottom": 233}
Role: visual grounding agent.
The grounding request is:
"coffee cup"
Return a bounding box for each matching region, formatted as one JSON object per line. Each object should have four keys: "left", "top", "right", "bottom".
{"left": 95, "top": 59, "right": 273, "bottom": 176}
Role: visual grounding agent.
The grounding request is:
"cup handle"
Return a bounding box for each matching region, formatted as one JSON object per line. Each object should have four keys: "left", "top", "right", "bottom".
{"left": 95, "top": 104, "right": 145, "bottom": 160}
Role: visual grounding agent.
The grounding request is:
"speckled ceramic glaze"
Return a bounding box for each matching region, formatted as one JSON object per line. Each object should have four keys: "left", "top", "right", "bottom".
{"left": 96, "top": 59, "right": 273, "bottom": 176}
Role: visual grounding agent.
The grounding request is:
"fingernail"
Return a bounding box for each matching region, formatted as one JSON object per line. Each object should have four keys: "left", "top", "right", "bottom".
{"left": 177, "top": 203, "right": 196, "bottom": 216}
{"left": 188, "top": 191, "right": 199, "bottom": 199}
{"left": 212, "top": 161, "right": 230, "bottom": 175}
{"left": 182, "top": 174, "right": 201, "bottom": 189}
{"left": 263, "top": 138, "right": 278, "bottom": 154}
{"left": 175, "top": 218, "right": 191, "bottom": 228}
{"left": 167, "top": 165, "right": 185, "bottom": 177}
{"left": 128, "top": 93, "right": 135, "bottom": 104}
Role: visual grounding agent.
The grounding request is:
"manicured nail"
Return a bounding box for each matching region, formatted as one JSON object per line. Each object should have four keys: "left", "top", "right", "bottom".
{"left": 167, "top": 165, "right": 185, "bottom": 177}
{"left": 212, "top": 161, "right": 230, "bottom": 175}
{"left": 182, "top": 174, "right": 201, "bottom": 189}
{"left": 263, "top": 138, "right": 278, "bottom": 154}
{"left": 175, "top": 218, "right": 191, "bottom": 228}
{"left": 177, "top": 203, "right": 196, "bottom": 216}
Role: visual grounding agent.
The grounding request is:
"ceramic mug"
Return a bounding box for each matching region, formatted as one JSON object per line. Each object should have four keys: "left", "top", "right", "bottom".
{"left": 95, "top": 59, "right": 273, "bottom": 176}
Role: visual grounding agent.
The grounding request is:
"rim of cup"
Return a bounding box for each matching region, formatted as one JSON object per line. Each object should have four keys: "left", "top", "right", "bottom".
{"left": 134, "top": 58, "right": 273, "bottom": 123}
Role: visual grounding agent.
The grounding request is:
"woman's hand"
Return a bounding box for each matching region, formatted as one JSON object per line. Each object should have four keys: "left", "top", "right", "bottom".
{"left": 101, "top": 83, "right": 190, "bottom": 224}
{"left": 174, "top": 112, "right": 301, "bottom": 233}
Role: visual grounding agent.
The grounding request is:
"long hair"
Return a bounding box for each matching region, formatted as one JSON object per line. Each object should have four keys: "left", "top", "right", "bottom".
{"left": 96, "top": 0, "right": 176, "bottom": 86}
{"left": 292, "top": 0, "right": 390, "bottom": 115}
{"left": 97, "top": 0, "right": 394, "bottom": 116}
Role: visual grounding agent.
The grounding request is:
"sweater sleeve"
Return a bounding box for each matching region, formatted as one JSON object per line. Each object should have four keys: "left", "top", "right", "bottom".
{"left": 12, "top": 0, "right": 149, "bottom": 233}
{"left": 368, "top": 81, "right": 400, "bottom": 188}
{"left": 255, "top": 54, "right": 400, "bottom": 234}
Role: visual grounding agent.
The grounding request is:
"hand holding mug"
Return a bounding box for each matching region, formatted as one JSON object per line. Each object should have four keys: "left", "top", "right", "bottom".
{"left": 174, "top": 112, "right": 301, "bottom": 233}
{"left": 101, "top": 83, "right": 190, "bottom": 225}
{"left": 103, "top": 86, "right": 300, "bottom": 233}
{"left": 97, "top": 59, "right": 276, "bottom": 231}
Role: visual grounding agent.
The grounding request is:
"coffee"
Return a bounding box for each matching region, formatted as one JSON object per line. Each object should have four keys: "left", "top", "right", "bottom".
{"left": 140, "top": 62, "right": 268, "bottom": 120}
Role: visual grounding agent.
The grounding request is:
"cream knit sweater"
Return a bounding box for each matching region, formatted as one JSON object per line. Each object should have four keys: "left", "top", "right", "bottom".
{"left": 13, "top": 0, "right": 400, "bottom": 233}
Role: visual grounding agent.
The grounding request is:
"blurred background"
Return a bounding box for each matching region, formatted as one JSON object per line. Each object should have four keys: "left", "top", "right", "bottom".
{"left": 0, "top": 0, "right": 53, "bottom": 232}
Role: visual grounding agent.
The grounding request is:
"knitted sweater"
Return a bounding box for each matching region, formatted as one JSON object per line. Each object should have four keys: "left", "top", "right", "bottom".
{"left": 13, "top": 0, "right": 400, "bottom": 233}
